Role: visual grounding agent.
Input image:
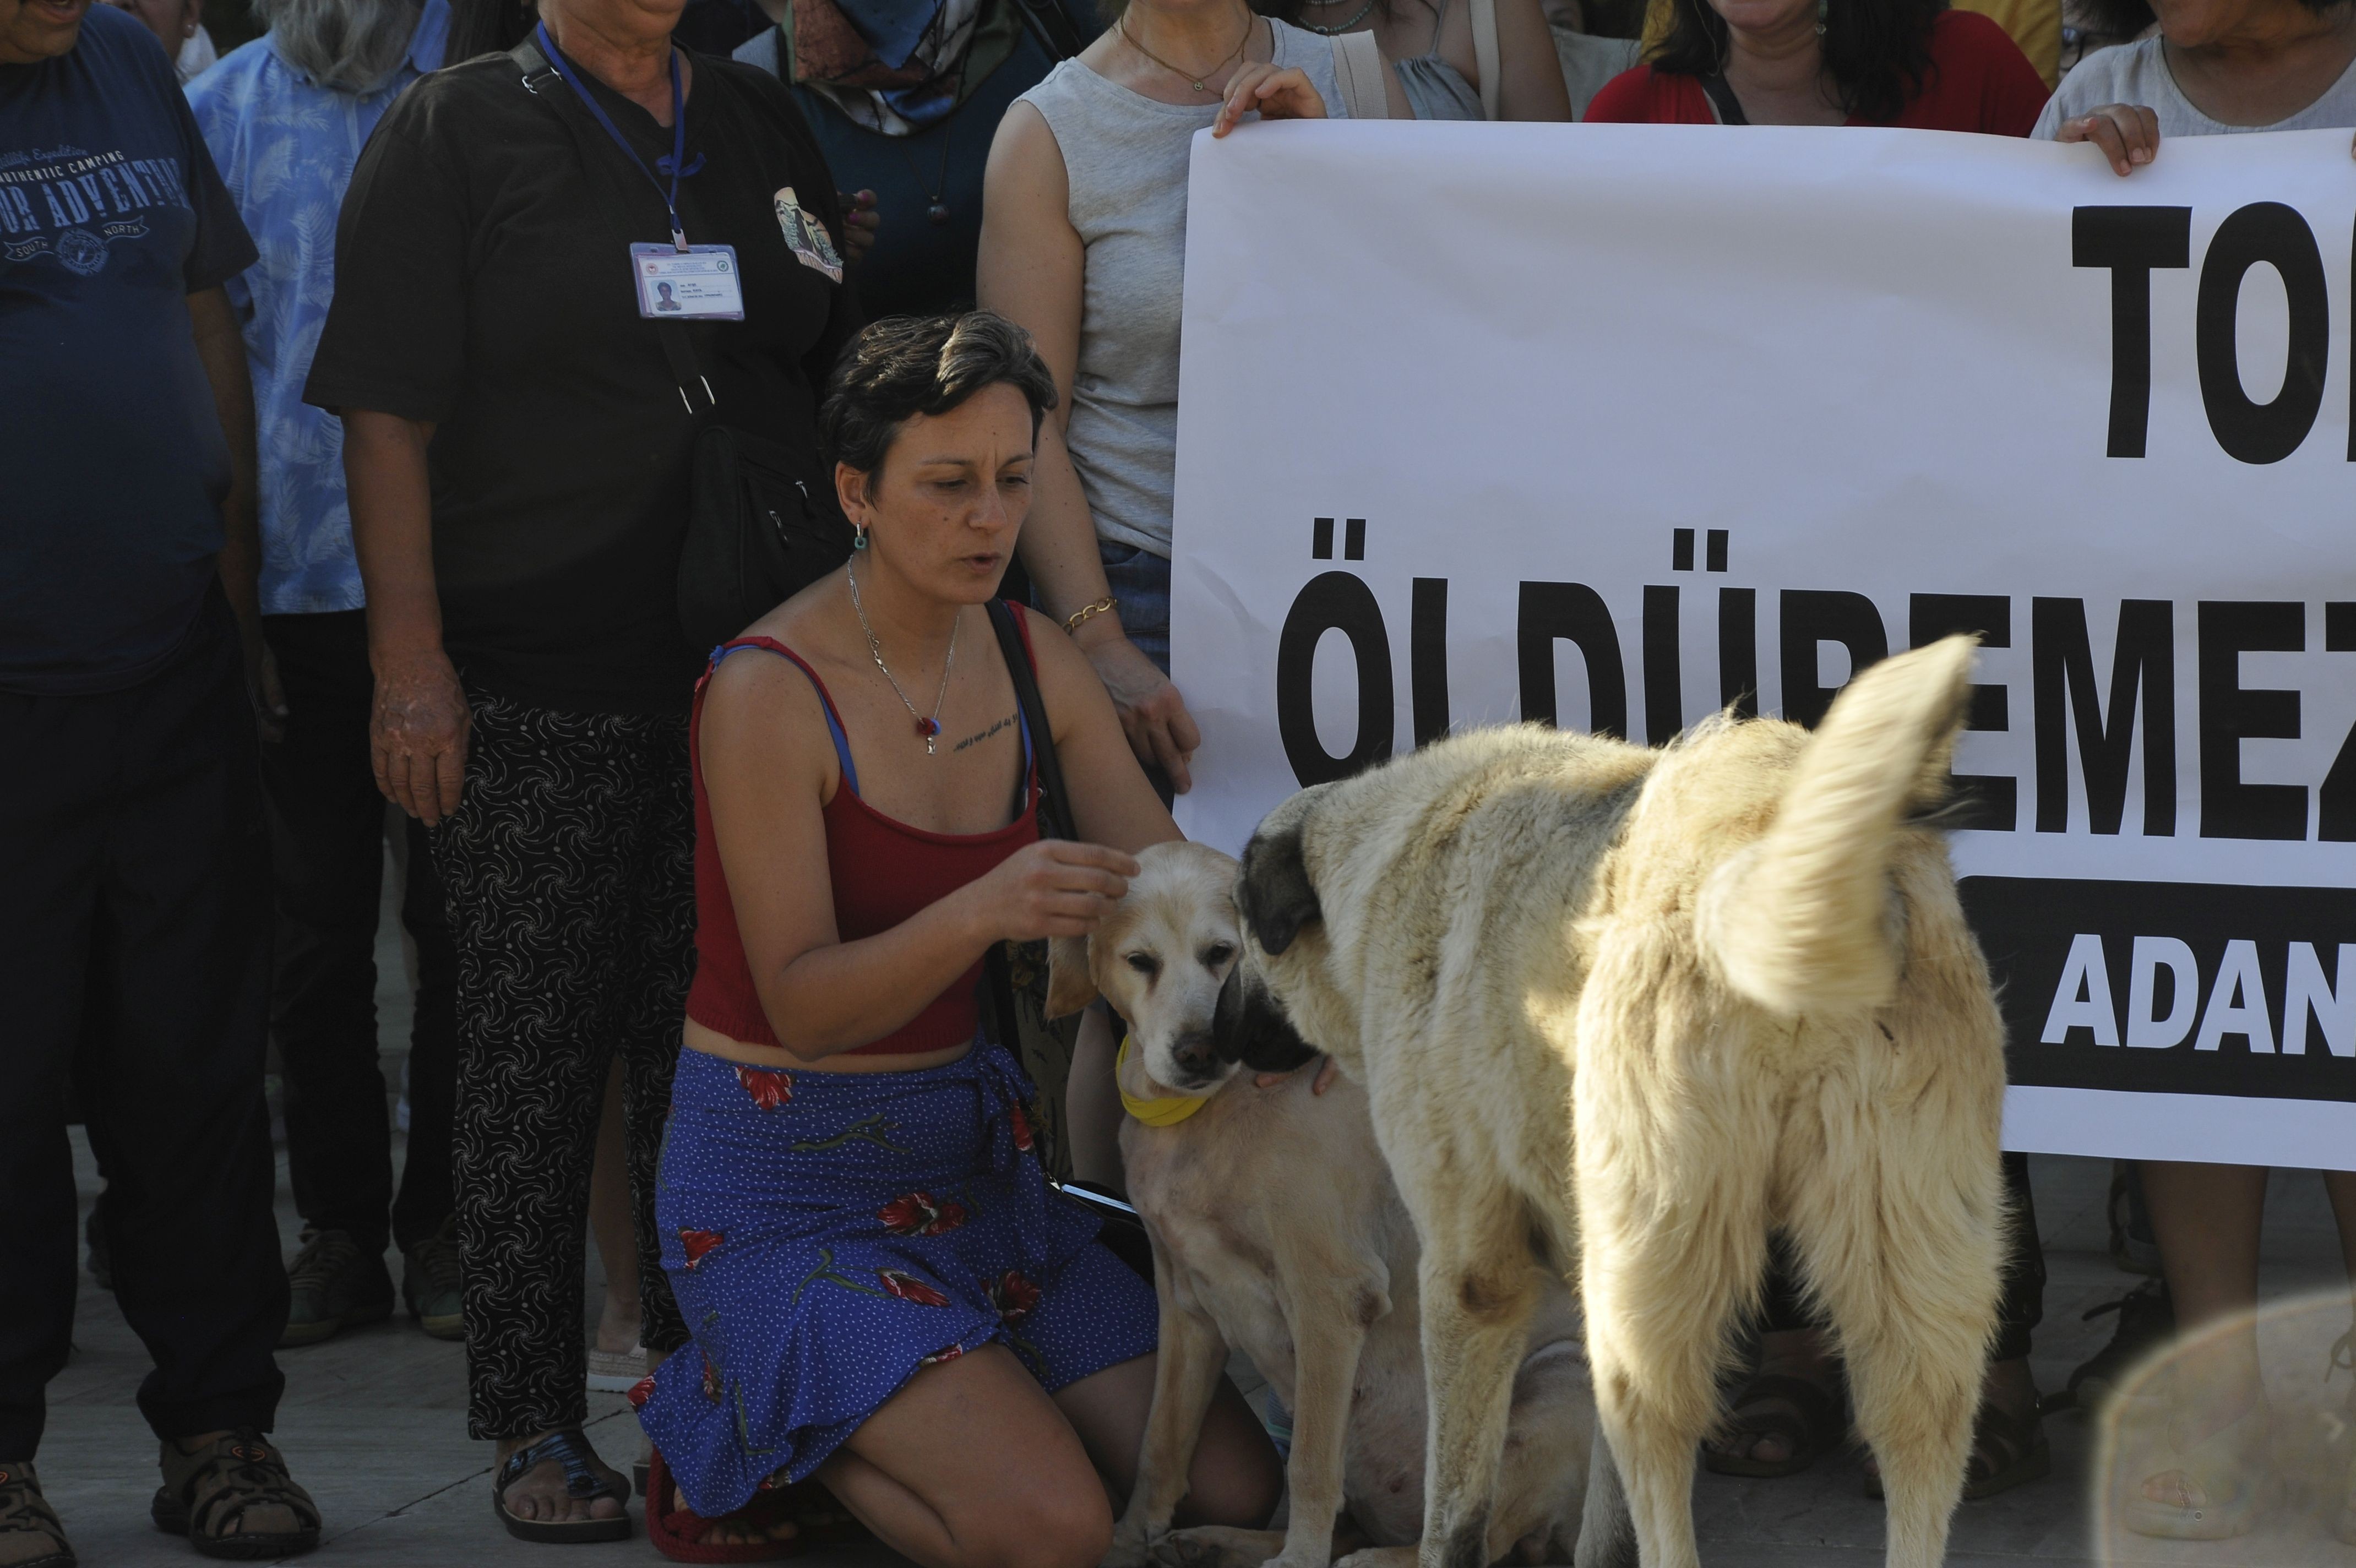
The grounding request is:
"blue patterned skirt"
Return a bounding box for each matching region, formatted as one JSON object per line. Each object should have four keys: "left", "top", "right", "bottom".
{"left": 638, "top": 1041, "right": 1159, "bottom": 1516}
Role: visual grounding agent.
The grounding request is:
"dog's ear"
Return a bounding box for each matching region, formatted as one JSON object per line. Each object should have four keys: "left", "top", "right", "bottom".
{"left": 1044, "top": 934, "right": 1097, "bottom": 1019}
{"left": 1237, "top": 819, "right": 1321, "bottom": 956}
{"left": 1212, "top": 961, "right": 1318, "bottom": 1071}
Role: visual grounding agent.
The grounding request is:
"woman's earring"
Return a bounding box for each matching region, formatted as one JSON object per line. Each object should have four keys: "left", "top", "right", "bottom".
{"left": 1815, "top": 0, "right": 1827, "bottom": 34}
{"left": 852, "top": 524, "right": 869, "bottom": 551}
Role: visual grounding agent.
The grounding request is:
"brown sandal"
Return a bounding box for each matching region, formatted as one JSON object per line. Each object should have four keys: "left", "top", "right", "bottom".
{"left": 0, "top": 1461, "right": 75, "bottom": 1568}
{"left": 150, "top": 1430, "right": 320, "bottom": 1560}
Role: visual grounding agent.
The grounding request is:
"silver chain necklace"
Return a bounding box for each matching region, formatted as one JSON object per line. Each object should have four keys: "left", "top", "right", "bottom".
{"left": 847, "top": 560, "right": 959, "bottom": 755}
{"left": 1297, "top": 0, "right": 1378, "bottom": 33}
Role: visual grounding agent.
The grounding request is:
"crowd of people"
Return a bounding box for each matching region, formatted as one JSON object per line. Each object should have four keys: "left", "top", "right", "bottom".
{"left": 5, "top": 0, "right": 2354, "bottom": 1559}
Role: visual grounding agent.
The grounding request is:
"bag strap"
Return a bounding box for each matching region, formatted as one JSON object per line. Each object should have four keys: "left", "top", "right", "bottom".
{"left": 1696, "top": 69, "right": 1749, "bottom": 124}
{"left": 1469, "top": 0, "right": 1501, "bottom": 119}
{"left": 1011, "top": 0, "right": 1086, "bottom": 62}
{"left": 986, "top": 599, "right": 1076, "bottom": 842}
{"left": 1327, "top": 30, "right": 1391, "bottom": 120}
{"left": 513, "top": 34, "right": 717, "bottom": 416}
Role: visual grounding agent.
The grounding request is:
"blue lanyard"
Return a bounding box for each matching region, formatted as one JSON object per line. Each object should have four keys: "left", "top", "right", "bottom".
{"left": 535, "top": 21, "right": 699, "bottom": 250}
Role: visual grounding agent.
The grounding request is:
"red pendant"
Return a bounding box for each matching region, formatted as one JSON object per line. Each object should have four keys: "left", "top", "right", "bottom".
{"left": 918, "top": 717, "right": 941, "bottom": 738}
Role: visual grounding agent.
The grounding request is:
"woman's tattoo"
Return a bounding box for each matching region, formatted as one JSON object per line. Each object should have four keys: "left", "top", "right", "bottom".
{"left": 952, "top": 710, "right": 1019, "bottom": 753}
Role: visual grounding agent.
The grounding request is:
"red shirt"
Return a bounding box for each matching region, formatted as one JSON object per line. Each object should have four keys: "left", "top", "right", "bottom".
{"left": 1584, "top": 10, "right": 2048, "bottom": 134}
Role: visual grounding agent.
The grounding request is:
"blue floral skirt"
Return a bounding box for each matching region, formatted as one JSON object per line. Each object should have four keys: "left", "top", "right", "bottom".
{"left": 637, "top": 1041, "right": 1159, "bottom": 1516}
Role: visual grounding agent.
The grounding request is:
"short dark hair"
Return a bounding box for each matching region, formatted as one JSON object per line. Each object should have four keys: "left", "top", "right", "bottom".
{"left": 1648, "top": 0, "right": 1947, "bottom": 124}
{"left": 820, "top": 312, "right": 1060, "bottom": 477}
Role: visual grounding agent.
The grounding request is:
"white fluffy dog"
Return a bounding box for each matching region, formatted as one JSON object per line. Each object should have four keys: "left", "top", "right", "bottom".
{"left": 1216, "top": 638, "right": 2008, "bottom": 1568}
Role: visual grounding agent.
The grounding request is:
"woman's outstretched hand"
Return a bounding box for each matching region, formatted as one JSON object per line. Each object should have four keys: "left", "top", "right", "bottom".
{"left": 1214, "top": 63, "right": 1329, "bottom": 137}
{"left": 971, "top": 839, "right": 1140, "bottom": 943}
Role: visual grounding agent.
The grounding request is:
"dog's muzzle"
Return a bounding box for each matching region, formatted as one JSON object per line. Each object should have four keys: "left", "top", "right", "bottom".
{"left": 1212, "top": 962, "right": 1317, "bottom": 1073}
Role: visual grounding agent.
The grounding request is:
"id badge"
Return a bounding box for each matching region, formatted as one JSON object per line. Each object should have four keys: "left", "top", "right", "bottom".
{"left": 631, "top": 243, "right": 744, "bottom": 320}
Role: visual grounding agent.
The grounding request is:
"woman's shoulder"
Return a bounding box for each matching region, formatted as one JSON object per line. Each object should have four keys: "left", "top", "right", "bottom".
{"left": 1924, "top": 6, "right": 2042, "bottom": 76}
{"left": 1582, "top": 62, "right": 1704, "bottom": 122}
{"left": 1918, "top": 7, "right": 2049, "bottom": 133}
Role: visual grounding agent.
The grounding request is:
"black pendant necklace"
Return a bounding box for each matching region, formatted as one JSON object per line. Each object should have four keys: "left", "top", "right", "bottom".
{"left": 896, "top": 21, "right": 971, "bottom": 227}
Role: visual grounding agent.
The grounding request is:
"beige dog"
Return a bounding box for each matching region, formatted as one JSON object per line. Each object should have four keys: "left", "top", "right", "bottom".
{"left": 1047, "top": 842, "right": 1592, "bottom": 1568}
{"left": 1217, "top": 638, "right": 2007, "bottom": 1568}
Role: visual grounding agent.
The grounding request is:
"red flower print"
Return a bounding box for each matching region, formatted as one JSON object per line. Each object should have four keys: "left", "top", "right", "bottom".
{"left": 987, "top": 1269, "right": 1041, "bottom": 1324}
{"left": 876, "top": 1268, "right": 950, "bottom": 1306}
{"left": 678, "top": 1229, "right": 723, "bottom": 1270}
{"left": 919, "top": 1342, "right": 966, "bottom": 1367}
{"left": 736, "top": 1064, "right": 793, "bottom": 1109}
{"left": 877, "top": 1190, "right": 969, "bottom": 1237}
{"left": 701, "top": 1357, "right": 723, "bottom": 1403}
{"left": 625, "top": 1375, "right": 656, "bottom": 1410}
{"left": 1008, "top": 1102, "right": 1035, "bottom": 1154}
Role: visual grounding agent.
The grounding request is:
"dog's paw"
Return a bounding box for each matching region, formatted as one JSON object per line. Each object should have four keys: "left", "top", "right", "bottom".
{"left": 1331, "top": 1548, "right": 1419, "bottom": 1568}
{"left": 1149, "top": 1526, "right": 1286, "bottom": 1568}
{"left": 1101, "top": 1520, "right": 1156, "bottom": 1568}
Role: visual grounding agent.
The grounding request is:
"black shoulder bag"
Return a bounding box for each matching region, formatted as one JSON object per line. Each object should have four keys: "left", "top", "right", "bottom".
{"left": 979, "top": 602, "right": 1154, "bottom": 1279}
{"left": 1697, "top": 70, "right": 1751, "bottom": 124}
{"left": 512, "top": 36, "right": 855, "bottom": 654}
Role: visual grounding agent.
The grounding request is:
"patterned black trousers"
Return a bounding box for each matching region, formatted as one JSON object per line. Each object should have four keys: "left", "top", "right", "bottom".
{"left": 432, "top": 691, "right": 693, "bottom": 1440}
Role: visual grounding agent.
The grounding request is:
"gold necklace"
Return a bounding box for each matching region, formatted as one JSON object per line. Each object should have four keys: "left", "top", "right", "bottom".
{"left": 1118, "top": 6, "right": 1254, "bottom": 96}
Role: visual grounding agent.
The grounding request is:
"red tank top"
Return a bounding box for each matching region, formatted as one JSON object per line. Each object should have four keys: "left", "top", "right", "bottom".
{"left": 684, "top": 605, "right": 1042, "bottom": 1056}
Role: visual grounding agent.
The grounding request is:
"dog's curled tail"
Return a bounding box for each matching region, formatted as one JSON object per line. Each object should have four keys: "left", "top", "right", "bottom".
{"left": 1696, "top": 634, "right": 1978, "bottom": 1017}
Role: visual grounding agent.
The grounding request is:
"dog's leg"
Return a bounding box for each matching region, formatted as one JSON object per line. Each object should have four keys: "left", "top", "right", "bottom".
{"left": 1568, "top": 1432, "right": 1632, "bottom": 1568}
{"left": 1574, "top": 1097, "right": 1767, "bottom": 1568}
{"left": 1402, "top": 1177, "right": 1539, "bottom": 1568}
{"left": 1265, "top": 1276, "right": 1379, "bottom": 1568}
{"left": 1787, "top": 1101, "right": 2000, "bottom": 1568}
{"left": 1489, "top": 1343, "right": 1596, "bottom": 1568}
{"left": 1110, "top": 1280, "right": 1231, "bottom": 1568}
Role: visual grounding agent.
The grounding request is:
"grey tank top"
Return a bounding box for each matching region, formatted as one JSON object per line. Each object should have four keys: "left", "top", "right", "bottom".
{"left": 1019, "top": 22, "right": 1345, "bottom": 559}
{"left": 1395, "top": 0, "right": 1484, "bottom": 121}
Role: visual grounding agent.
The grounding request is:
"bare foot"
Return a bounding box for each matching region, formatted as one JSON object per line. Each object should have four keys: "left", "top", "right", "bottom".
{"left": 496, "top": 1433, "right": 625, "bottom": 1525}
{"left": 1706, "top": 1329, "right": 1838, "bottom": 1467}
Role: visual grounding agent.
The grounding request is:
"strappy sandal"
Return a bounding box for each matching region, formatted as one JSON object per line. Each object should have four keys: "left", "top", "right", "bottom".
{"left": 1702, "top": 1371, "right": 1847, "bottom": 1479}
{"left": 2118, "top": 1399, "right": 2270, "bottom": 1541}
{"left": 646, "top": 1447, "right": 807, "bottom": 1563}
{"left": 1862, "top": 1393, "right": 2050, "bottom": 1501}
{"left": 149, "top": 1430, "right": 320, "bottom": 1560}
{"left": 0, "top": 1460, "right": 75, "bottom": 1568}
{"left": 493, "top": 1428, "right": 631, "bottom": 1544}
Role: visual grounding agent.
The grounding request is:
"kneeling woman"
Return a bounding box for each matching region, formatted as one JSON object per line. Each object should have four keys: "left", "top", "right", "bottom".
{"left": 635, "top": 312, "right": 1281, "bottom": 1562}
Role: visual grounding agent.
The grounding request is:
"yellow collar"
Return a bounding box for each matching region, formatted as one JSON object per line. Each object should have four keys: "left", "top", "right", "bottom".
{"left": 1118, "top": 1036, "right": 1210, "bottom": 1126}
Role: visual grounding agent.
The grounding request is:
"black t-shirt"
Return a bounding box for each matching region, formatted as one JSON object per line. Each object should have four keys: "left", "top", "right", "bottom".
{"left": 305, "top": 43, "right": 858, "bottom": 716}
{"left": 0, "top": 5, "right": 257, "bottom": 695}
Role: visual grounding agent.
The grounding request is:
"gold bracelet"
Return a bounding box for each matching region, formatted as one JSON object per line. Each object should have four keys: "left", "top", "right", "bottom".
{"left": 1062, "top": 596, "right": 1117, "bottom": 635}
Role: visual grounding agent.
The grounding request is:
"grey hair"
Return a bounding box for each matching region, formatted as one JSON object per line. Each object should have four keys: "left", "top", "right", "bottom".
{"left": 820, "top": 311, "right": 1060, "bottom": 478}
{"left": 251, "top": 0, "right": 422, "bottom": 92}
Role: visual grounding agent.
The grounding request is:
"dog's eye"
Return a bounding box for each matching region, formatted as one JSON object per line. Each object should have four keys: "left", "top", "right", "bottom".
{"left": 1202, "top": 943, "right": 1235, "bottom": 968}
{"left": 1124, "top": 952, "right": 1161, "bottom": 977}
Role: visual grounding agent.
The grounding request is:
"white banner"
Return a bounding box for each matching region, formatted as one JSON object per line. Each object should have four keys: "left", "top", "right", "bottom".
{"left": 1167, "top": 122, "right": 2356, "bottom": 1167}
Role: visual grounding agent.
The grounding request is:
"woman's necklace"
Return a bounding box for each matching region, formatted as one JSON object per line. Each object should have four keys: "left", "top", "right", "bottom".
{"left": 1119, "top": 6, "right": 1253, "bottom": 95}
{"left": 848, "top": 562, "right": 959, "bottom": 754}
{"left": 1296, "top": 0, "right": 1379, "bottom": 36}
{"left": 892, "top": 21, "right": 973, "bottom": 225}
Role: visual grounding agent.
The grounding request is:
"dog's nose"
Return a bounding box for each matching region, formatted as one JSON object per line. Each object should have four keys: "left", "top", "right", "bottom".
{"left": 1169, "top": 1032, "right": 1219, "bottom": 1082}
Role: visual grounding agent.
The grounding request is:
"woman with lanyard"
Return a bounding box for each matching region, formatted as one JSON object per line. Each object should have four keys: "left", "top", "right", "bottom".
{"left": 303, "top": 0, "right": 859, "bottom": 1540}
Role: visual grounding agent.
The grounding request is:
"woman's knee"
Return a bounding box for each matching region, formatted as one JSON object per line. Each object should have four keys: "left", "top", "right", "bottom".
{"left": 966, "top": 1484, "right": 1113, "bottom": 1568}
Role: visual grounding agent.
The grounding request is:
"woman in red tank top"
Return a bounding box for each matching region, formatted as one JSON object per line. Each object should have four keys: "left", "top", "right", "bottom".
{"left": 633, "top": 314, "right": 1280, "bottom": 1562}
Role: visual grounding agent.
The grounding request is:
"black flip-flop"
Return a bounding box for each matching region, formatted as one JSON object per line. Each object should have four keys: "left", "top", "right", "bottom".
{"left": 493, "top": 1428, "right": 632, "bottom": 1544}
{"left": 1703, "top": 1371, "right": 1847, "bottom": 1479}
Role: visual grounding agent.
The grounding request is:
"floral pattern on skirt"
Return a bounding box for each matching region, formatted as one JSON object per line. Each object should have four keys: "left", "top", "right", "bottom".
{"left": 639, "top": 1041, "right": 1159, "bottom": 1516}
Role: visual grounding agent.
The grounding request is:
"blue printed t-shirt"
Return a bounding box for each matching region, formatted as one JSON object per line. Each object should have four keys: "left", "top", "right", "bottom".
{"left": 0, "top": 3, "right": 258, "bottom": 695}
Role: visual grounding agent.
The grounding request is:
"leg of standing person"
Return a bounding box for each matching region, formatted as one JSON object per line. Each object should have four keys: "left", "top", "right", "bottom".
{"left": 2126, "top": 1160, "right": 2269, "bottom": 1526}
{"left": 2, "top": 597, "right": 318, "bottom": 1555}
{"left": 437, "top": 693, "right": 688, "bottom": 1533}
{"left": 259, "top": 608, "right": 398, "bottom": 1347}
{"left": 612, "top": 717, "right": 695, "bottom": 1384}
{"left": 394, "top": 813, "right": 463, "bottom": 1337}
{"left": 585, "top": 1057, "right": 646, "bottom": 1390}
